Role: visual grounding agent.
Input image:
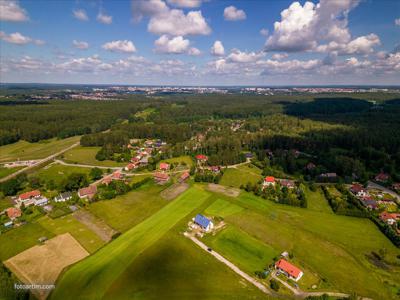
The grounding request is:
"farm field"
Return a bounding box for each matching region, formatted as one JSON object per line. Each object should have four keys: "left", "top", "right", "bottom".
{"left": 305, "top": 187, "right": 333, "bottom": 213}
{"left": 35, "top": 163, "right": 92, "bottom": 186}
{"left": 37, "top": 215, "right": 105, "bottom": 253}
{"left": 51, "top": 186, "right": 211, "bottom": 300}
{"left": 87, "top": 184, "right": 167, "bottom": 232}
{"left": 204, "top": 198, "right": 244, "bottom": 218}
{"left": 0, "top": 167, "right": 23, "bottom": 179}
{"left": 220, "top": 164, "right": 262, "bottom": 188}
{"left": 62, "top": 146, "right": 126, "bottom": 167}
{"left": 160, "top": 155, "right": 194, "bottom": 167}
{"left": 0, "top": 136, "right": 80, "bottom": 163}
{"left": 103, "top": 230, "right": 268, "bottom": 300}
{"left": 223, "top": 192, "right": 400, "bottom": 299}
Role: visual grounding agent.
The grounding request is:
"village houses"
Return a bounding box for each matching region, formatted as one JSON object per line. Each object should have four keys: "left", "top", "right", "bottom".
{"left": 275, "top": 259, "right": 304, "bottom": 282}
{"left": 194, "top": 214, "right": 214, "bottom": 232}
{"left": 78, "top": 185, "right": 97, "bottom": 200}
{"left": 16, "top": 190, "right": 48, "bottom": 207}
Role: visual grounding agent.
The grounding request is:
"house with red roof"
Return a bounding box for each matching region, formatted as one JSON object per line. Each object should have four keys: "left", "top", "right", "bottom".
{"left": 124, "top": 163, "right": 137, "bottom": 171}
{"left": 78, "top": 185, "right": 97, "bottom": 200}
{"left": 179, "top": 172, "right": 190, "bottom": 183}
{"left": 350, "top": 183, "right": 368, "bottom": 198}
{"left": 375, "top": 172, "right": 389, "bottom": 182}
{"left": 159, "top": 162, "right": 170, "bottom": 171}
{"left": 379, "top": 212, "right": 400, "bottom": 225}
{"left": 6, "top": 207, "right": 21, "bottom": 220}
{"left": 111, "top": 171, "right": 123, "bottom": 180}
{"left": 278, "top": 179, "right": 296, "bottom": 189}
{"left": 16, "top": 190, "right": 47, "bottom": 207}
{"left": 275, "top": 259, "right": 303, "bottom": 281}
{"left": 196, "top": 154, "right": 208, "bottom": 161}
{"left": 262, "top": 176, "right": 276, "bottom": 188}
{"left": 154, "top": 172, "right": 170, "bottom": 185}
{"left": 391, "top": 183, "right": 400, "bottom": 192}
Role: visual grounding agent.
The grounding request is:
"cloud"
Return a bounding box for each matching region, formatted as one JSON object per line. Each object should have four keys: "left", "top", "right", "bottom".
{"left": 167, "top": 0, "right": 202, "bottom": 8}
{"left": 272, "top": 53, "right": 288, "bottom": 60}
{"left": 264, "top": 0, "right": 367, "bottom": 53}
{"left": 211, "top": 40, "right": 225, "bottom": 56}
{"left": 102, "top": 40, "right": 136, "bottom": 53}
{"left": 224, "top": 6, "right": 246, "bottom": 21}
{"left": 227, "top": 49, "right": 264, "bottom": 63}
{"left": 148, "top": 9, "right": 211, "bottom": 36}
{"left": 0, "top": 0, "right": 29, "bottom": 22}
{"left": 97, "top": 12, "right": 112, "bottom": 24}
{"left": 316, "top": 33, "right": 380, "bottom": 55}
{"left": 154, "top": 35, "right": 199, "bottom": 55}
{"left": 395, "top": 18, "right": 400, "bottom": 26}
{"left": 73, "top": 40, "right": 89, "bottom": 50}
{"left": 260, "top": 28, "right": 269, "bottom": 37}
{"left": 0, "top": 31, "right": 43, "bottom": 45}
{"left": 131, "top": 0, "right": 169, "bottom": 22}
{"left": 73, "top": 9, "right": 89, "bottom": 21}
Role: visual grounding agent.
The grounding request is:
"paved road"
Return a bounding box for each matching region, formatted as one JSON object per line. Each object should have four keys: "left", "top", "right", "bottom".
{"left": 0, "top": 142, "right": 80, "bottom": 183}
{"left": 54, "top": 159, "right": 121, "bottom": 170}
{"left": 184, "top": 233, "right": 272, "bottom": 295}
{"left": 368, "top": 181, "right": 400, "bottom": 203}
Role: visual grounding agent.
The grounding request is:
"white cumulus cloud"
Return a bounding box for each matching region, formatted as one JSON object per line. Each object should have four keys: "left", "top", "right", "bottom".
{"left": 0, "top": 0, "right": 29, "bottom": 22}
{"left": 97, "top": 12, "right": 112, "bottom": 24}
{"left": 224, "top": 6, "right": 246, "bottom": 21}
{"left": 0, "top": 31, "right": 43, "bottom": 45}
{"left": 73, "top": 9, "right": 89, "bottom": 21}
{"left": 73, "top": 40, "right": 89, "bottom": 50}
{"left": 227, "top": 49, "right": 264, "bottom": 63}
{"left": 167, "top": 0, "right": 202, "bottom": 8}
{"left": 154, "top": 35, "right": 195, "bottom": 54}
{"left": 131, "top": 0, "right": 169, "bottom": 22}
{"left": 395, "top": 18, "right": 400, "bottom": 26}
{"left": 211, "top": 40, "right": 225, "bottom": 56}
{"left": 102, "top": 40, "right": 136, "bottom": 53}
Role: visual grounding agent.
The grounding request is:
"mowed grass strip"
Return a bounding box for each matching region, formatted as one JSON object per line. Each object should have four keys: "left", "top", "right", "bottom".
{"left": 51, "top": 186, "right": 210, "bottom": 300}
{"left": 204, "top": 198, "right": 244, "bottom": 218}
{"left": 0, "top": 136, "right": 80, "bottom": 163}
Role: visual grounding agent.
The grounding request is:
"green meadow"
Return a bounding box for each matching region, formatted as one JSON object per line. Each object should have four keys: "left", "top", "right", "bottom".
{"left": 204, "top": 198, "right": 244, "bottom": 218}
{"left": 0, "top": 136, "right": 80, "bottom": 163}
{"left": 220, "top": 165, "right": 263, "bottom": 188}
{"left": 0, "top": 167, "right": 23, "bottom": 179}
{"left": 35, "top": 163, "right": 91, "bottom": 186}
{"left": 62, "top": 146, "right": 126, "bottom": 167}
{"left": 160, "top": 155, "right": 194, "bottom": 167}
{"left": 51, "top": 186, "right": 210, "bottom": 300}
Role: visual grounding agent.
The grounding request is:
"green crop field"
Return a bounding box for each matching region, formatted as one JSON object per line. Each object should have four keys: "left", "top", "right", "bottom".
{"left": 51, "top": 186, "right": 210, "bottom": 300}
{"left": 0, "top": 223, "right": 54, "bottom": 261}
{"left": 0, "top": 167, "right": 23, "bottom": 179}
{"left": 37, "top": 215, "right": 105, "bottom": 253}
{"left": 103, "top": 230, "right": 267, "bottom": 300}
{"left": 87, "top": 185, "right": 168, "bottom": 232}
{"left": 204, "top": 198, "right": 244, "bottom": 218}
{"left": 220, "top": 165, "right": 262, "bottom": 188}
{"left": 62, "top": 146, "right": 126, "bottom": 167}
{"left": 204, "top": 226, "right": 278, "bottom": 275}
{"left": 0, "top": 136, "right": 80, "bottom": 163}
{"left": 35, "top": 163, "right": 91, "bottom": 186}
{"left": 223, "top": 192, "right": 400, "bottom": 299}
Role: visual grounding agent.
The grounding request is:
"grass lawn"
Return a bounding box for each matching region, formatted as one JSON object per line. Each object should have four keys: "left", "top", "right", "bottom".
{"left": 220, "top": 165, "right": 262, "bottom": 188}
{"left": 37, "top": 215, "right": 105, "bottom": 254}
{"left": 160, "top": 155, "right": 194, "bottom": 167}
{"left": 0, "top": 136, "right": 80, "bottom": 163}
{"left": 0, "top": 223, "right": 54, "bottom": 261}
{"left": 51, "top": 186, "right": 211, "bottom": 300}
{"left": 305, "top": 187, "right": 333, "bottom": 214}
{"left": 204, "top": 198, "right": 244, "bottom": 218}
{"left": 62, "top": 146, "right": 126, "bottom": 167}
{"left": 0, "top": 198, "right": 14, "bottom": 210}
{"left": 204, "top": 226, "right": 278, "bottom": 275}
{"left": 0, "top": 167, "right": 23, "bottom": 179}
{"left": 35, "top": 163, "right": 92, "bottom": 186}
{"left": 88, "top": 185, "right": 167, "bottom": 232}
{"left": 103, "top": 230, "right": 268, "bottom": 300}
{"left": 225, "top": 192, "right": 400, "bottom": 299}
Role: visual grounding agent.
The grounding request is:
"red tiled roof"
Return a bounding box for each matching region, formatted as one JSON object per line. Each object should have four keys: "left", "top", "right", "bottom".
{"left": 275, "top": 259, "right": 302, "bottom": 278}
{"left": 154, "top": 172, "right": 169, "bottom": 180}
{"left": 159, "top": 162, "right": 170, "bottom": 170}
{"left": 375, "top": 172, "right": 389, "bottom": 181}
{"left": 350, "top": 184, "right": 364, "bottom": 193}
{"left": 112, "top": 171, "right": 122, "bottom": 179}
{"left": 380, "top": 212, "right": 400, "bottom": 221}
{"left": 79, "top": 185, "right": 97, "bottom": 197}
{"left": 196, "top": 154, "right": 208, "bottom": 160}
{"left": 19, "top": 190, "right": 40, "bottom": 200}
{"left": 180, "top": 172, "right": 190, "bottom": 180}
{"left": 6, "top": 207, "right": 21, "bottom": 219}
{"left": 264, "top": 176, "right": 275, "bottom": 183}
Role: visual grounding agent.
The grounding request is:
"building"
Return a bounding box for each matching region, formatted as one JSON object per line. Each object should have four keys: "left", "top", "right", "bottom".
{"left": 263, "top": 176, "right": 276, "bottom": 188}
{"left": 6, "top": 207, "right": 21, "bottom": 220}
{"left": 159, "top": 162, "right": 170, "bottom": 171}
{"left": 124, "top": 163, "right": 136, "bottom": 171}
{"left": 196, "top": 154, "right": 208, "bottom": 165}
{"left": 392, "top": 183, "right": 400, "bottom": 192}
{"left": 379, "top": 212, "right": 400, "bottom": 225}
{"left": 194, "top": 214, "right": 214, "bottom": 232}
{"left": 111, "top": 171, "right": 123, "bottom": 180}
{"left": 278, "top": 179, "right": 296, "bottom": 189}
{"left": 360, "top": 196, "right": 378, "bottom": 210}
{"left": 153, "top": 172, "right": 170, "bottom": 185}
{"left": 179, "top": 172, "right": 190, "bottom": 182}
{"left": 54, "top": 192, "right": 73, "bottom": 202}
{"left": 306, "top": 162, "right": 316, "bottom": 170}
{"left": 350, "top": 184, "right": 368, "bottom": 198}
{"left": 78, "top": 185, "right": 97, "bottom": 200}
{"left": 275, "top": 259, "right": 303, "bottom": 281}
{"left": 4, "top": 221, "right": 13, "bottom": 228}
{"left": 375, "top": 172, "right": 389, "bottom": 182}
{"left": 16, "top": 190, "right": 48, "bottom": 207}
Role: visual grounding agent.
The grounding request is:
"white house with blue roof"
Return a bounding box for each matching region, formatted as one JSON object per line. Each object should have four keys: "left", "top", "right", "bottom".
{"left": 194, "top": 214, "right": 214, "bottom": 232}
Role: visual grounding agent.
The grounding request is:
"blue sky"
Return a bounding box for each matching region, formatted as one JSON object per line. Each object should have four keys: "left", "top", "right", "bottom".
{"left": 0, "top": 0, "right": 399, "bottom": 85}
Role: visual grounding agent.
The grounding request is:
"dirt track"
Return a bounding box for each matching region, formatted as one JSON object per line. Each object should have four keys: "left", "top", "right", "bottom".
{"left": 73, "top": 210, "right": 118, "bottom": 242}
{"left": 160, "top": 182, "right": 189, "bottom": 200}
{"left": 207, "top": 183, "right": 240, "bottom": 197}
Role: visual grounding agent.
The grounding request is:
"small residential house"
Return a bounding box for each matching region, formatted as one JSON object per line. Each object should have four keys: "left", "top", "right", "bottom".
{"left": 16, "top": 190, "right": 48, "bottom": 207}
{"left": 54, "top": 192, "right": 73, "bottom": 203}
{"left": 6, "top": 207, "right": 21, "bottom": 220}
{"left": 278, "top": 179, "right": 296, "bottom": 189}
{"left": 101, "top": 177, "right": 112, "bottom": 185}
{"left": 111, "top": 171, "right": 123, "bottom": 180}
{"left": 360, "top": 196, "right": 378, "bottom": 210}
{"left": 275, "top": 259, "right": 303, "bottom": 282}
{"left": 306, "top": 162, "right": 316, "bottom": 170}
{"left": 350, "top": 184, "right": 368, "bottom": 198}
{"left": 392, "top": 183, "right": 400, "bottom": 192}
{"left": 78, "top": 185, "right": 97, "bottom": 200}
{"left": 124, "top": 163, "right": 136, "bottom": 171}
{"left": 194, "top": 214, "right": 214, "bottom": 232}
{"left": 4, "top": 221, "right": 13, "bottom": 228}
{"left": 195, "top": 154, "right": 208, "bottom": 165}
{"left": 153, "top": 172, "right": 170, "bottom": 185}
{"left": 375, "top": 172, "right": 389, "bottom": 183}
{"left": 159, "top": 162, "right": 170, "bottom": 171}
{"left": 263, "top": 176, "right": 276, "bottom": 188}
{"left": 179, "top": 172, "right": 190, "bottom": 183}
{"left": 379, "top": 212, "right": 400, "bottom": 225}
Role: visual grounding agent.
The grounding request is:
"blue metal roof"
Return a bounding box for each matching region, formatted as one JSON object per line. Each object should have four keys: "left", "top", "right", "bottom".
{"left": 194, "top": 214, "right": 211, "bottom": 228}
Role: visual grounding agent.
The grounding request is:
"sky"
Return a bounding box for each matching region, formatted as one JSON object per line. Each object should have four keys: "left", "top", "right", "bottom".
{"left": 0, "top": 0, "right": 399, "bottom": 86}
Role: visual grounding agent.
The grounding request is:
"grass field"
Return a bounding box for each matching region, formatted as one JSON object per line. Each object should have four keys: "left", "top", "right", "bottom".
{"left": 305, "top": 187, "right": 333, "bottom": 213}
{"left": 204, "top": 198, "right": 244, "bottom": 218}
{"left": 87, "top": 185, "right": 167, "bottom": 232}
{"left": 62, "top": 146, "right": 126, "bottom": 167}
{"left": 225, "top": 192, "right": 400, "bottom": 299}
{"left": 220, "top": 165, "right": 262, "bottom": 188}
{"left": 0, "top": 167, "right": 23, "bottom": 179}
{"left": 51, "top": 186, "right": 211, "bottom": 300}
{"left": 37, "top": 215, "right": 105, "bottom": 253}
{"left": 204, "top": 226, "right": 278, "bottom": 275}
{"left": 160, "top": 155, "right": 194, "bottom": 167}
{"left": 35, "top": 163, "right": 91, "bottom": 186}
{"left": 103, "top": 230, "right": 268, "bottom": 300}
{"left": 0, "top": 136, "right": 80, "bottom": 163}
